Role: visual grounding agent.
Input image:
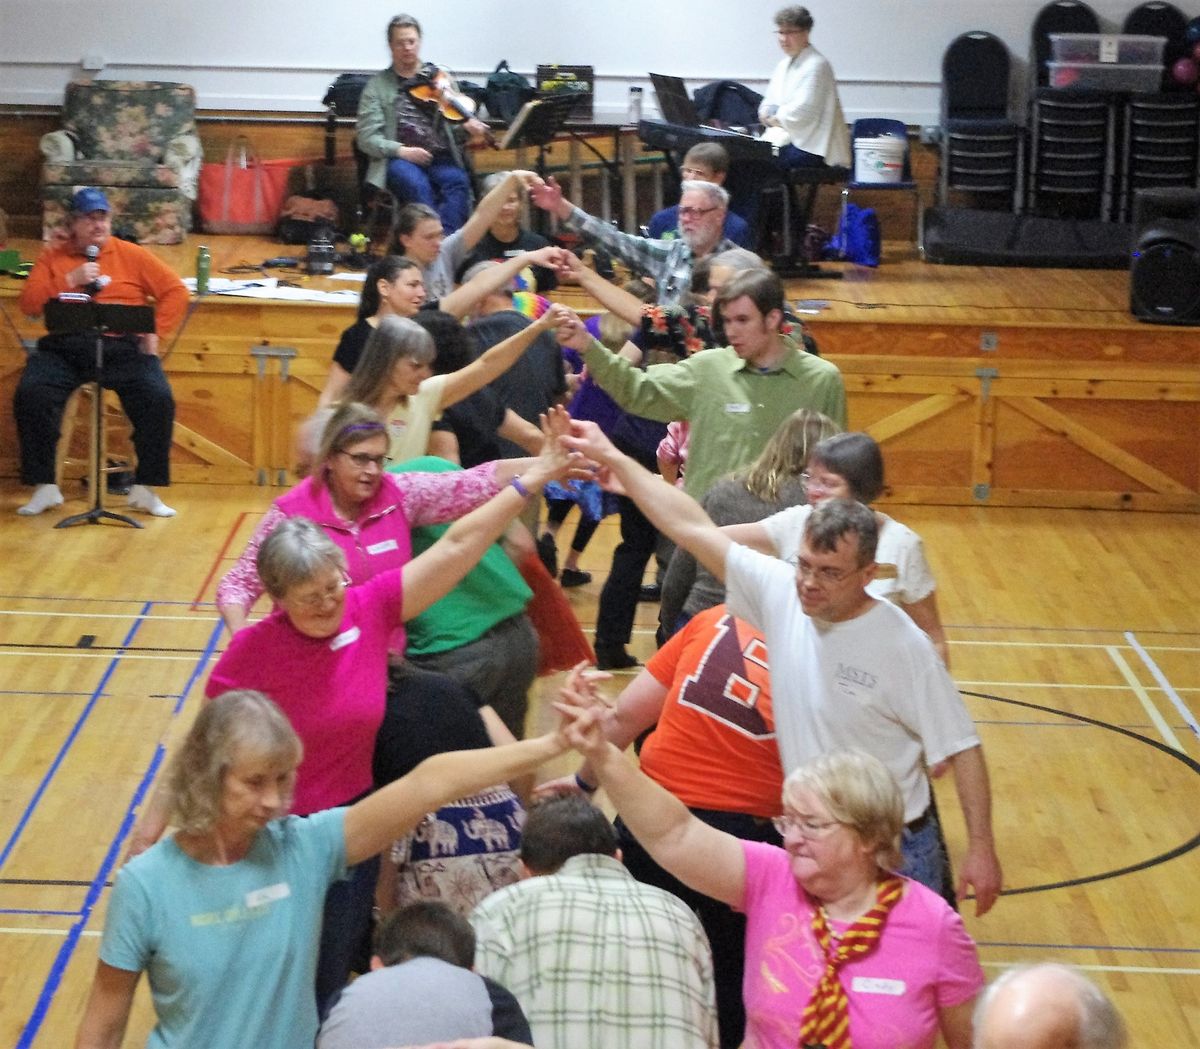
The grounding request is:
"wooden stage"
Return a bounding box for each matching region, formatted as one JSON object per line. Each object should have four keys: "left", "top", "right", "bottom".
{"left": 2, "top": 233, "right": 1196, "bottom": 513}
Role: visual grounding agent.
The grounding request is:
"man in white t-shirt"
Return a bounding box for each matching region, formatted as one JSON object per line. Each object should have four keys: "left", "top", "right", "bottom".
{"left": 560, "top": 418, "right": 1003, "bottom": 916}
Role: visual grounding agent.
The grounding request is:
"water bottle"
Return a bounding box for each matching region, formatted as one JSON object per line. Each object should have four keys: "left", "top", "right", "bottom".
{"left": 628, "top": 85, "right": 644, "bottom": 124}
{"left": 195, "top": 245, "right": 211, "bottom": 295}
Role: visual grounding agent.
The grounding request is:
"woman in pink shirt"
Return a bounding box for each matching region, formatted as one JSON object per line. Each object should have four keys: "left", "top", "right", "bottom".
{"left": 562, "top": 665, "right": 983, "bottom": 1049}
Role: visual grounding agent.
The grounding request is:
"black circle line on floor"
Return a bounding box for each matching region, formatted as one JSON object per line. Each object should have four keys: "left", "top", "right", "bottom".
{"left": 961, "top": 689, "right": 1200, "bottom": 900}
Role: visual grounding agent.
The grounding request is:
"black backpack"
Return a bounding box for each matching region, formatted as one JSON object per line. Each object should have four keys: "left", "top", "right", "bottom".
{"left": 485, "top": 60, "right": 534, "bottom": 122}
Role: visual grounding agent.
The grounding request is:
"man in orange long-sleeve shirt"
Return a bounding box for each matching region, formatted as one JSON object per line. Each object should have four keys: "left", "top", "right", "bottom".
{"left": 15, "top": 188, "right": 188, "bottom": 517}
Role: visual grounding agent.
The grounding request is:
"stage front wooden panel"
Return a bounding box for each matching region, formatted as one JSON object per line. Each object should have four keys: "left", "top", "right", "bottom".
{"left": 818, "top": 320, "right": 1200, "bottom": 513}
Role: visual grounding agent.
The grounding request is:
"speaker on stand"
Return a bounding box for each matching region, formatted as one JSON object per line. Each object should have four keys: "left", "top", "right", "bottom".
{"left": 1130, "top": 188, "right": 1200, "bottom": 325}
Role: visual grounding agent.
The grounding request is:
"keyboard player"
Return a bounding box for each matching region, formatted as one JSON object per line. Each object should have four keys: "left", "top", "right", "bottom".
{"left": 759, "top": 5, "right": 850, "bottom": 170}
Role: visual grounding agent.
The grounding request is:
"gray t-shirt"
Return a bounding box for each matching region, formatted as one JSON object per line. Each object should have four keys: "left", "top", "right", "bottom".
{"left": 317, "top": 954, "right": 530, "bottom": 1049}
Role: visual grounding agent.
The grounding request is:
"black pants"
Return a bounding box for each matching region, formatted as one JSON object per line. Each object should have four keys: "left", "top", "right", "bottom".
{"left": 616, "top": 810, "right": 781, "bottom": 1049}
{"left": 594, "top": 490, "right": 658, "bottom": 649}
{"left": 14, "top": 333, "right": 175, "bottom": 486}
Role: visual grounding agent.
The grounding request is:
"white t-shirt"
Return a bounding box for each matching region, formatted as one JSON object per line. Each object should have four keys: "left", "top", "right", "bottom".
{"left": 761, "top": 505, "right": 936, "bottom": 606}
{"left": 386, "top": 372, "right": 449, "bottom": 461}
{"left": 725, "top": 544, "right": 978, "bottom": 821}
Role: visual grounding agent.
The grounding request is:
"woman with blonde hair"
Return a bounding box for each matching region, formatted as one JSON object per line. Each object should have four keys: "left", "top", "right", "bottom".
{"left": 659, "top": 407, "right": 840, "bottom": 637}
{"left": 328, "top": 309, "right": 565, "bottom": 464}
{"left": 76, "top": 688, "right": 600, "bottom": 1049}
{"left": 558, "top": 668, "right": 984, "bottom": 1049}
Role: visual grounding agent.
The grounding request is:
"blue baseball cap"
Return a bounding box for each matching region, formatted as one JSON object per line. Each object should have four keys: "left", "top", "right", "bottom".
{"left": 70, "top": 187, "right": 111, "bottom": 214}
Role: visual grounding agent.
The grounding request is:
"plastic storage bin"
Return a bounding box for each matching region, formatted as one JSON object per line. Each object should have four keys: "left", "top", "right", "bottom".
{"left": 1049, "top": 34, "right": 1166, "bottom": 65}
{"left": 1048, "top": 62, "right": 1164, "bottom": 92}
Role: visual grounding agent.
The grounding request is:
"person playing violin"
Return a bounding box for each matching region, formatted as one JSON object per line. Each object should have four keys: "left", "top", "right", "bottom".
{"left": 357, "top": 13, "right": 490, "bottom": 233}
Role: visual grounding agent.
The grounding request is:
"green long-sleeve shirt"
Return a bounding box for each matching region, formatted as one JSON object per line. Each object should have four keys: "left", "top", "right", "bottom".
{"left": 582, "top": 337, "right": 847, "bottom": 499}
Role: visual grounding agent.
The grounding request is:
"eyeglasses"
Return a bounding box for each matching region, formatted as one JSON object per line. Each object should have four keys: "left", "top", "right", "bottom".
{"left": 339, "top": 451, "right": 391, "bottom": 469}
{"left": 289, "top": 574, "right": 350, "bottom": 610}
{"left": 776, "top": 28, "right": 806, "bottom": 37}
{"left": 795, "top": 559, "right": 857, "bottom": 586}
{"left": 678, "top": 205, "right": 720, "bottom": 219}
{"left": 799, "top": 470, "right": 846, "bottom": 494}
{"left": 772, "top": 814, "right": 842, "bottom": 838}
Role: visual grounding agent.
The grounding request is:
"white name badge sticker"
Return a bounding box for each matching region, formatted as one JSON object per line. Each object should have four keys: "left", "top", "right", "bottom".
{"left": 851, "top": 976, "right": 906, "bottom": 996}
{"left": 724, "top": 402, "right": 751, "bottom": 414}
{"left": 245, "top": 882, "right": 291, "bottom": 909}
{"left": 329, "top": 626, "right": 361, "bottom": 651}
{"left": 366, "top": 539, "right": 399, "bottom": 555}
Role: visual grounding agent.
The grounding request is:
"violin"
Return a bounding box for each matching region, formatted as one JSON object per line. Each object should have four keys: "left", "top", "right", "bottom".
{"left": 407, "top": 67, "right": 478, "bottom": 123}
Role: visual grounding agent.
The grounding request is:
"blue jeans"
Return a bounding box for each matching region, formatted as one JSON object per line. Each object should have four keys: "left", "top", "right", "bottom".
{"left": 385, "top": 154, "right": 471, "bottom": 232}
{"left": 899, "top": 794, "right": 958, "bottom": 909}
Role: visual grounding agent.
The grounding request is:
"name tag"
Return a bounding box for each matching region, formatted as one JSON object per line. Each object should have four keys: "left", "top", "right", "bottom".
{"left": 366, "top": 539, "right": 398, "bottom": 555}
{"left": 245, "top": 882, "right": 291, "bottom": 909}
{"left": 329, "top": 626, "right": 361, "bottom": 651}
{"left": 851, "top": 976, "right": 906, "bottom": 996}
{"left": 724, "top": 402, "right": 751, "bottom": 414}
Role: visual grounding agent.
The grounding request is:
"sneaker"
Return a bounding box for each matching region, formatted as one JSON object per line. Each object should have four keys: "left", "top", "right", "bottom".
{"left": 560, "top": 568, "right": 592, "bottom": 588}
{"left": 536, "top": 532, "right": 558, "bottom": 577}
{"left": 594, "top": 645, "right": 640, "bottom": 671}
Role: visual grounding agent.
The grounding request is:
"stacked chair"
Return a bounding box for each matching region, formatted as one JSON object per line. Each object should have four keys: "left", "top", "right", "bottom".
{"left": 938, "top": 32, "right": 1024, "bottom": 210}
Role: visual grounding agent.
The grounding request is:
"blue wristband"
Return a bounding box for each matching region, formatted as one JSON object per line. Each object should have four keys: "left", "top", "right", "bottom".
{"left": 574, "top": 772, "right": 598, "bottom": 794}
{"left": 510, "top": 475, "right": 532, "bottom": 499}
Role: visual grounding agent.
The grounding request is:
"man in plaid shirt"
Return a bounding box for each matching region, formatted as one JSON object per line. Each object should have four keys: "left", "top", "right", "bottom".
{"left": 529, "top": 177, "right": 738, "bottom": 306}
{"left": 471, "top": 796, "right": 719, "bottom": 1048}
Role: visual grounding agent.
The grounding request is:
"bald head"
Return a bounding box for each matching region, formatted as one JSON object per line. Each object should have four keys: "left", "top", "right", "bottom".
{"left": 974, "top": 965, "right": 1127, "bottom": 1049}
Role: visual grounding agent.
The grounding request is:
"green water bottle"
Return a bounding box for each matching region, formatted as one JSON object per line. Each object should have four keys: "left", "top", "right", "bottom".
{"left": 196, "top": 245, "right": 211, "bottom": 295}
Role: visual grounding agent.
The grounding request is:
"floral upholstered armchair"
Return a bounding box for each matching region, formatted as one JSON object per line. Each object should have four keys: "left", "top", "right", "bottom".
{"left": 40, "top": 80, "right": 202, "bottom": 245}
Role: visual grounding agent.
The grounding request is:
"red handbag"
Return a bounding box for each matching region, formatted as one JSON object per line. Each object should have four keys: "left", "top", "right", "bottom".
{"left": 198, "top": 137, "right": 293, "bottom": 235}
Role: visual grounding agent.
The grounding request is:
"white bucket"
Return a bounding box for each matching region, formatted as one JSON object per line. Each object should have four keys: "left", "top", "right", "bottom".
{"left": 853, "top": 135, "right": 905, "bottom": 184}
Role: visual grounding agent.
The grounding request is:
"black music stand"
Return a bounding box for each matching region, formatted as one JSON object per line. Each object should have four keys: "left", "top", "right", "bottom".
{"left": 501, "top": 93, "right": 586, "bottom": 181}
{"left": 43, "top": 300, "right": 155, "bottom": 529}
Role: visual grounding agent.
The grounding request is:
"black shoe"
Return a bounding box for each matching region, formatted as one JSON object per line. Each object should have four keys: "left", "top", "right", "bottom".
{"left": 639, "top": 584, "right": 662, "bottom": 602}
{"left": 536, "top": 533, "right": 558, "bottom": 578}
{"left": 594, "top": 645, "right": 640, "bottom": 671}
{"left": 560, "top": 568, "right": 592, "bottom": 588}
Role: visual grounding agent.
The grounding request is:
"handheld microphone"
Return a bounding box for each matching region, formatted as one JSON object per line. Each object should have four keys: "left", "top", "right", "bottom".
{"left": 83, "top": 244, "right": 110, "bottom": 295}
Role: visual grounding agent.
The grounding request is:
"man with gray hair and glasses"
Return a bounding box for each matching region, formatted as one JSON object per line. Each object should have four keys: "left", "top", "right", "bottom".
{"left": 561, "top": 415, "right": 1006, "bottom": 918}
{"left": 529, "top": 177, "right": 739, "bottom": 306}
{"left": 974, "top": 964, "right": 1127, "bottom": 1049}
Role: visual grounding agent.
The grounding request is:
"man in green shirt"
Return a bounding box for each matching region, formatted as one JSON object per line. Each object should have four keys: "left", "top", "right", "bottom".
{"left": 558, "top": 269, "right": 847, "bottom": 499}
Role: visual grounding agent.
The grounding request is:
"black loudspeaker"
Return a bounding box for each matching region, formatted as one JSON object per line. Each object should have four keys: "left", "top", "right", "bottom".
{"left": 1130, "top": 188, "right": 1200, "bottom": 325}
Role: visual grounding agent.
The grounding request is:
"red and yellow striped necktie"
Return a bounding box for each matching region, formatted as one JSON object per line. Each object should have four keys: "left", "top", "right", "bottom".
{"left": 798, "top": 875, "right": 906, "bottom": 1049}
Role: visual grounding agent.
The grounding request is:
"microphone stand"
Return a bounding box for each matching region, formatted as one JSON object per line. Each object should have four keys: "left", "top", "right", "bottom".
{"left": 43, "top": 299, "right": 156, "bottom": 529}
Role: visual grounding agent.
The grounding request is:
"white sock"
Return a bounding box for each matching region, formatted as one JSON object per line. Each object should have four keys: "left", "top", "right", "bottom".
{"left": 128, "top": 484, "right": 177, "bottom": 518}
{"left": 17, "top": 483, "right": 64, "bottom": 516}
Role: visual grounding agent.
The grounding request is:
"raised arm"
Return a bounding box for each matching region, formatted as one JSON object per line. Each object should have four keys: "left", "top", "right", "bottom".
{"left": 344, "top": 677, "right": 604, "bottom": 863}
{"left": 562, "top": 420, "right": 731, "bottom": 584}
{"left": 559, "top": 665, "right": 746, "bottom": 906}
{"left": 436, "top": 302, "right": 567, "bottom": 410}
{"left": 439, "top": 245, "right": 569, "bottom": 319}
{"left": 399, "top": 408, "right": 574, "bottom": 619}
{"left": 458, "top": 170, "right": 540, "bottom": 252}
{"left": 560, "top": 251, "right": 648, "bottom": 327}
